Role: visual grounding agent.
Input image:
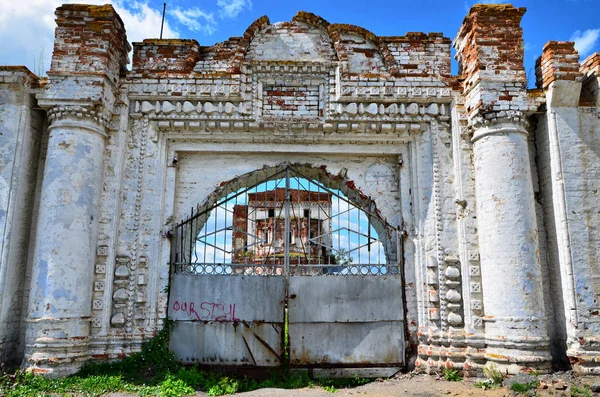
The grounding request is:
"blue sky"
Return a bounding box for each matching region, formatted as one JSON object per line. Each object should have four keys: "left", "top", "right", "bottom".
{"left": 1, "top": 0, "right": 599, "bottom": 81}
{"left": 192, "top": 176, "right": 385, "bottom": 267}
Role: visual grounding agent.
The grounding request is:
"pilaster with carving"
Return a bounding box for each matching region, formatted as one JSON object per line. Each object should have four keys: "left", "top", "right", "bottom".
{"left": 454, "top": 4, "right": 551, "bottom": 373}
{"left": 22, "top": 4, "right": 130, "bottom": 376}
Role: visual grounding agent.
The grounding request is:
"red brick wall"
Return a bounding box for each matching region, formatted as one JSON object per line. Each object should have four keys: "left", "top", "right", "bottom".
{"left": 535, "top": 41, "right": 582, "bottom": 89}
{"left": 132, "top": 39, "right": 201, "bottom": 76}
{"left": 51, "top": 4, "right": 130, "bottom": 82}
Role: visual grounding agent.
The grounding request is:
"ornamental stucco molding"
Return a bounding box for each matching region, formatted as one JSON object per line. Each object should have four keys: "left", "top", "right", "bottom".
{"left": 46, "top": 104, "right": 111, "bottom": 131}
{"left": 131, "top": 99, "right": 449, "bottom": 120}
{"left": 150, "top": 119, "right": 433, "bottom": 136}
{"left": 465, "top": 110, "right": 530, "bottom": 139}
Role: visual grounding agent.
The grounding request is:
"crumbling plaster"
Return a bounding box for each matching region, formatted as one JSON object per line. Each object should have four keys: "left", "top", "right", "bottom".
{"left": 0, "top": 2, "right": 599, "bottom": 378}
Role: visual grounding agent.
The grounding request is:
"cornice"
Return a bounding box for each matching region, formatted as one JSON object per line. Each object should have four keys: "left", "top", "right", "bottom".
{"left": 149, "top": 118, "right": 445, "bottom": 136}
{"left": 466, "top": 109, "right": 529, "bottom": 140}
{"left": 46, "top": 104, "right": 110, "bottom": 132}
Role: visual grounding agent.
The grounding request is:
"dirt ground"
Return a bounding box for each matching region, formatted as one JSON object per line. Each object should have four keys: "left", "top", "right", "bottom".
{"left": 224, "top": 372, "right": 600, "bottom": 397}
{"left": 106, "top": 372, "right": 600, "bottom": 397}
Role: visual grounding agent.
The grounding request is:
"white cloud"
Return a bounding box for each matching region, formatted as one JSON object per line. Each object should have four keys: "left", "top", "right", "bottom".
{"left": 0, "top": 0, "right": 178, "bottom": 74}
{"left": 169, "top": 7, "right": 216, "bottom": 35}
{"left": 217, "top": 0, "right": 252, "bottom": 19}
{"left": 115, "top": 1, "right": 178, "bottom": 42}
{"left": 571, "top": 29, "right": 600, "bottom": 57}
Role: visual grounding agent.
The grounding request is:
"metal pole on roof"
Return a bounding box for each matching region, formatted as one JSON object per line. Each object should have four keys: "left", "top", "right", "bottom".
{"left": 160, "top": 3, "right": 167, "bottom": 39}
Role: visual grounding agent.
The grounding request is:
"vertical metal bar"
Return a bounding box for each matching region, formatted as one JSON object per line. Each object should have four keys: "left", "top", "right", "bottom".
{"left": 308, "top": 176, "right": 312, "bottom": 269}
{"left": 159, "top": 3, "right": 166, "bottom": 40}
{"left": 309, "top": 177, "right": 313, "bottom": 269}
{"left": 224, "top": 183, "right": 228, "bottom": 269}
{"left": 214, "top": 201, "right": 218, "bottom": 266}
{"left": 189, "top": 207, "right": 194, "bottom": 267}
{"left": 397, "top": 228, "right": 403, "bottom": 275}
{"left": 368, "top": 199, "right": 372, "bottom": 254}
{"left": 337, "top": 189, "right": 340, "bottom": 268}
{"left": 181, "top": 219, "right": 184, "bottom": 264}
{"left": 202, "top": 212, "right": 206, "bottom": 266}
{"left": 295, "top": 175, "right": 299, "bottom": 269}
{"left": 193, "top": 211, "right": 198, "bottom": 264}
{"left": 235, "top": 183, "right": 239, "bottom": 269}
{"left": 355, "top": 203, "right": 363, "bottom": 273}
{"left": 317, "top": 177, "right": 323, "bottom": 269}
{"left": 284, "top": 167, "right": 291, "bottom": 277}
{"left": 347, "top": 198, "right": 350, "bottom": 271}
{"left": 253, "top": 173, "right": 257, "bottom": 273}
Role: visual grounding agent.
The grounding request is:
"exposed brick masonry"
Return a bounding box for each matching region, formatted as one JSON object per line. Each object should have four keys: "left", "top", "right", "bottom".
{"left": 535, "top": 41, "right": 582, "bottom": 89}
{"left": 383, "top": 33, "right": 451, "bottom": 77}
{"left": 128, "top": 10, "right": 450, "bottom": 79}
{"left": 581, "top": 52, "right": 600, "bottom": 75}
{"left": 454, "top": 4, "right": 532, "bottom": 120}
{"left": 455, "top": 4, "right": 527, "bottom": 90}
{"left": 133, "top": 39, "right": 200, "bottom": 76}
{"left": 263, "top": 85, "right": 321, "bottom": 119}
{"left": 580, "top": 52, "right": 600, "bottom": 106}
{"left": 51, "top": 5, "right": 130, "bottom": 83}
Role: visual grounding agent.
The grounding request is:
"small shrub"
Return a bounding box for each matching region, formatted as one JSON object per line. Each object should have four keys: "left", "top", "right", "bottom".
{"left": 571, "top": 385, "right": 592, "bottom": 397}
{"left": 0, "top": 320, "right": 376, "bottom": 397}
{"left": 157, "top": 376, "right": 195, "bottom": 397}
{"left": 443, "top": 368, "right": 463, "bottom": 382}
{"left": 483, "top": 364, "right": 504, "bottom": 386}
{"left": 511, "top": 381, "right": 536, "bottom": 393}
{"left": 475, "top": 379, "right": 498, "bottom": 389}
{"left": 206, "top": 376, "right": 240, "bottom": 396}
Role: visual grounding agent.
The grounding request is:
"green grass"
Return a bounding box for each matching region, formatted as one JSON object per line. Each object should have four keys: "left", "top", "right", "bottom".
{"left": 571, "top": 385, "right": 592, "bottom": 397}
{"left": 443, "top": 368, "right": 463, "bottom": 382}
{"left": 510, "top": 381, "right": 539, "bottom": 394}
{"left": 474, "top": 379, "right": 497, "bottom": 389}
{"left": 0, "top": 366, "right": 373, "bottom": 397}
{"left": 483, "top": 364, "right": 504, "bottom": 386}
{"left": 0, "top": 322, "right": 373, "bottom": 397}
{"left": 475, "top": 364, "right": 503, "bottom": 389}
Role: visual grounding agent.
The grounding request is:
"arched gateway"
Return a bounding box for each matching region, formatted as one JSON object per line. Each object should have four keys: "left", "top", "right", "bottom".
{"left": 168, "top": 164, "right": 404, "bottom": 374}
{"left": 2, "top": 2, "right": 600, "bottom": 378}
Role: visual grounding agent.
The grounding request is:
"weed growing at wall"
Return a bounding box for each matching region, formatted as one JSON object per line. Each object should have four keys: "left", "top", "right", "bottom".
{"left": 77, "top": 323, "right": 180, "bottom": 385}
{"left": 0, "top": 323, "right": 373, "bottom": 396}
{"left": 475, "top": 364, "right": 503, "bottom": 389}
{"left": 443, "top": 368, "right": 463, "bottom": 382}
{"left": 570, "top": 385, "right": 593, "bottom": 397}
{"left": 510, "top": 380, "right": 539, "bottom": 394}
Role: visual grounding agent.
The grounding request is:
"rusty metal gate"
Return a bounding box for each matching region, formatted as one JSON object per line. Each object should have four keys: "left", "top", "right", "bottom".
{"left": 168, "top": 166, "right": 404, "bottom": 371}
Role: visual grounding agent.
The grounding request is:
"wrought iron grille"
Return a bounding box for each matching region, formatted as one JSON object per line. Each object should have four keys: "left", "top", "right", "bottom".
{"left": 172, "top": 167, "right": 399, "bottom": 276}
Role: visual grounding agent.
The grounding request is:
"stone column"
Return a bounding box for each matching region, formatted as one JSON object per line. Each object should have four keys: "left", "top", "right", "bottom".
{"left": 455, "top": 4, "right": 550, "bottom": 372}
{"left": 471, "top": 118, "right": 549, "bottom": 369}
{"left": 24, "top": 106, "right": 108, "bottom": 376}
{"left": 0, "top": 67, "right": 43, "bottom": 365}
{"left": 22, "top": 4, "right": 129, "bottom": 376}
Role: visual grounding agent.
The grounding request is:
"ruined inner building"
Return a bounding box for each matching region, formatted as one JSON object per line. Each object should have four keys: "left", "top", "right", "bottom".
{"left": 0, "top": 2, "right": 600, "bottom": 378}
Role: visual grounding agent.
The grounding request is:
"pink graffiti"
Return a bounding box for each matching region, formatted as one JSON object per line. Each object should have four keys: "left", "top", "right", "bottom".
{"left": 172, "top": 300, "right": 240, "bottom": 322}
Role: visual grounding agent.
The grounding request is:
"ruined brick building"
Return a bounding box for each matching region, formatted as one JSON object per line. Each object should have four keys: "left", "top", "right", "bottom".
{"left": 231, "top": 188, "right": 333, "bottom": 267}
{"left": 1, "top": 3, "right": 600, "bottom": 377}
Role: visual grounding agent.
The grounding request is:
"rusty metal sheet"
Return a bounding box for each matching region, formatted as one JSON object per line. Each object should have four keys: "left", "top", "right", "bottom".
{"left": 169, "top": 274, "right": 285, "bottom": 366}
{"left": 288, "top": 275, "right": 404, "bottom": 366}
{"left": 170, "top": 321, "right": 283, "bottom": 366}
{"left": 289, "top": 322, "right": 404, "bottom": 365}
{"left": 288, "top": 276, "right": 403, "bottom": 323}
{"left": 168, "top": 274, "right": 285, "bottom": 322}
